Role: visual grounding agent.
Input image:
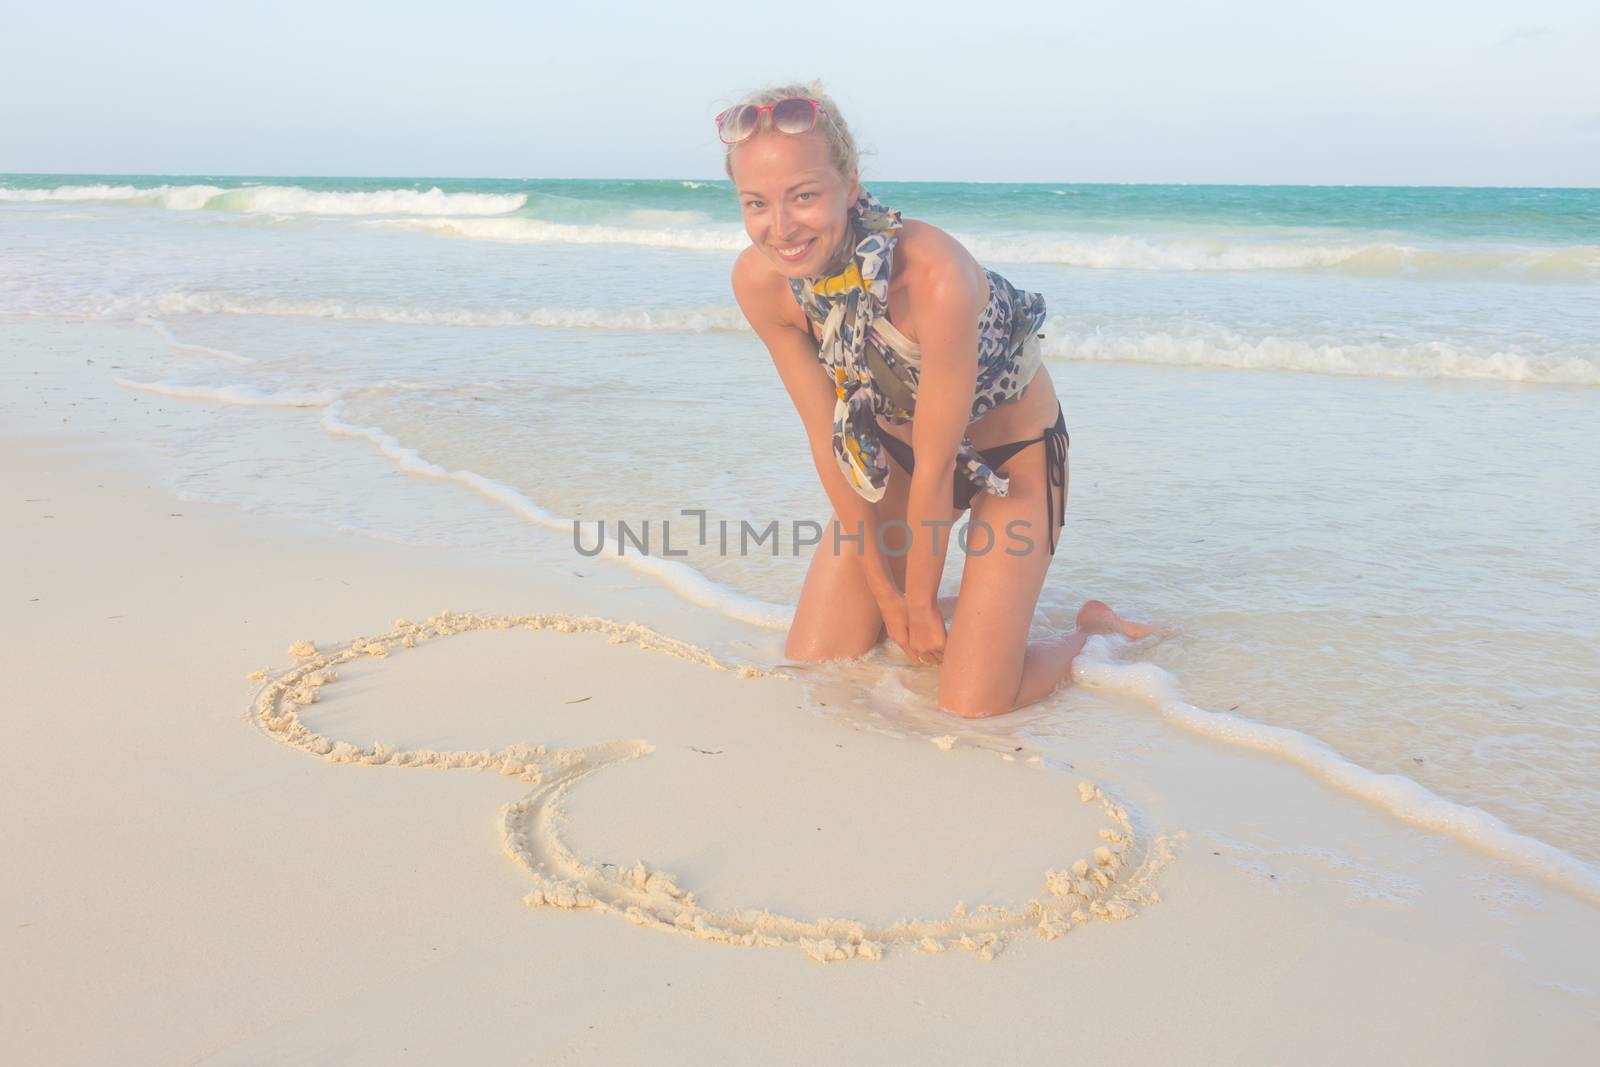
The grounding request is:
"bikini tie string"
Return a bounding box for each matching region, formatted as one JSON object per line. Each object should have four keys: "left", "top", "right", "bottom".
{"left": 1044, "top": 425, "right": 1068, "bottom": 556}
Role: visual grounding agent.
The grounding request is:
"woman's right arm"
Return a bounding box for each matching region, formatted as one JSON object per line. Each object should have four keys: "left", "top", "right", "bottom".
{"left": 731, "top": 248, "right": 904, "bottom": 616}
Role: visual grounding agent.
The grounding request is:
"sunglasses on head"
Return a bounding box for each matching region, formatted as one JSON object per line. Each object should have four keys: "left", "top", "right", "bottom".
{"left": 714, "top": 97, "right": 825, "bottom": 145}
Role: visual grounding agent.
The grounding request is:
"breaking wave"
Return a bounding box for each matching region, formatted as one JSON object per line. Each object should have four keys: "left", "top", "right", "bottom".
{"left": 0, "top": 183, "right": 525, "bottom": 216}
{"left": 1040, "top": 324, "right": 1600, "bottom": 386}
{"left": 149, "top": 291, "right": 748, "bottom": 332}
{"left": 367, "top": 215, "right": 1599, "bottom": 279}
{"left": 125, "top": 291, "right": 1600, "bottom": 386}
{"left": 958, "top": 234, "right": 1600, "bottom": 279}
{"left": 368, "top": 215, "right": 747, "bottom": 251}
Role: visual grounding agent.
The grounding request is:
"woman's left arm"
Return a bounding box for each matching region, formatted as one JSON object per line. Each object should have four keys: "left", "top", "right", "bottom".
{"left": 904, "top": 233, "right": 986, "bottom": 648}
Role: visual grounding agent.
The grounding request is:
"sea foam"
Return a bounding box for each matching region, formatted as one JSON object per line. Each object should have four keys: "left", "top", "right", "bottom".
{"left": 136, "top": 291, "right": 1600, "bottom": 386}
{"left": 958, "top": 233, "right": 1600, "bottom": 280}
{"left": 0, "top": 183, "right": 524, "bottom": 216}
{"left": 365, "top": 213, "right": 1599, "bottom": 280}
{"left": 369, "top": 215, "right": 749, "bottom": 251}
{"left": 151, "top": 291, "right": 748, "bottom": 332}
{"left": 1040, "top": 324, "right": 1600, "bottom": 386}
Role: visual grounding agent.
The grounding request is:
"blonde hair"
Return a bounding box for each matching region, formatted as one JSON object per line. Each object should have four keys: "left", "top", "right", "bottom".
{"left": 720, "top": 79, "right": 861, "bottom": 183}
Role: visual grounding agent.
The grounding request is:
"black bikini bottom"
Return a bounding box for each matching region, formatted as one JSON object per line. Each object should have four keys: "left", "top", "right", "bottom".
{"left": 878, "top": 403, "right": 1070, "bottom": 555}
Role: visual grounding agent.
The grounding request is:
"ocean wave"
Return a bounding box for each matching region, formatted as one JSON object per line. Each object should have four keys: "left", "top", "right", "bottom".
{"left": 0, "top": 183, "right": 227, "bottom": 210}
{"left": 210, "top": 186, "right": 526, "bottom": 215}
{"left": 145, "top": 291, "right": 1598, "bottom": 386}
{"left": 0, "top": 183, "right": 525, "bottom": 216}
{"left": 1040, "top": 323, "right": 1600, "bottom": 386}
{"left": 368, "top": 215, "right": 748, "bottom": 251}
{"left": 1072, "top": 636, "right": 1600, "bottom": 905}
{"left": 363, "top": 215, "right": 1599, "bottom": 279}
{"left": 957, "top": 233, "right": 1600, "bottom": 279}
{"left": 151, "top": 291, "right": 748, "bottom": 332}
{"left": 77, "top": 291, "right": 1600, "bottom": 387}
{"left": 21, "top": 290, "right": 1594, "bottom": 387}
{"left": 10, "top": 182, "right": 1594, "bottom": 279}
{"left": 625, "top": 207, "right": 711, "bottom": 225}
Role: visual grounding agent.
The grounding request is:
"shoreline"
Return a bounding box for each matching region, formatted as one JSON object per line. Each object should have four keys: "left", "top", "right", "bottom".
{"left": 3, "top": 321, "right": 1598, "bottom": 1061}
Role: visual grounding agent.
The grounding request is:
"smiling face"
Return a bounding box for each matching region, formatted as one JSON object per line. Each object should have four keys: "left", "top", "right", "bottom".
{"left": 729, "top": 127, "right": 861, "bottom": 280}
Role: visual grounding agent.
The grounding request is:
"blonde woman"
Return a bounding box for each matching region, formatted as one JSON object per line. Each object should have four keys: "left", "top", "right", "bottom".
{"left": 725, "top": 82, "right": 1150, "bottom": 717}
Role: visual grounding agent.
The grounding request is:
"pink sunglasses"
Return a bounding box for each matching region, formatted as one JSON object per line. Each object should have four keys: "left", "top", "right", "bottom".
{"left": 714, "top": 97, "right": 825, "bottom": 145}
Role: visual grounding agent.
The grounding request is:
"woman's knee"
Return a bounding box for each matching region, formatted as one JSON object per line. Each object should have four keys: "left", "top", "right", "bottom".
{"left": 935, "top": 670, "right": 1017, "bottom": 718}
{"left": 788, "top": 514, "right": 887, "bottom": 661}
{"left": 785, "top": 614, "right": 883, "bottom": 662}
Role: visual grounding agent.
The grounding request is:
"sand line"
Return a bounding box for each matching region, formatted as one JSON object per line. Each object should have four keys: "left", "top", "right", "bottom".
{"left": 244, "top": 609, "right": 1176, "bottom": 962}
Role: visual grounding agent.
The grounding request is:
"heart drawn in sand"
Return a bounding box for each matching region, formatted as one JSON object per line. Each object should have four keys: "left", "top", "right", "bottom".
{"left": 246, "top": 610, "right": 1176, "bottom": 963}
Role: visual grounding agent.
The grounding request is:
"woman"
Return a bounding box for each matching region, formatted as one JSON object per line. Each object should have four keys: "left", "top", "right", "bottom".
{"left": 724, "top": 82, "right": 1150, "bottom": 718}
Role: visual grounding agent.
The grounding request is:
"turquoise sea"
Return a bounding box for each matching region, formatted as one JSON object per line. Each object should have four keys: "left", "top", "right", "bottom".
{"left": 2, "top": 174, "right": 1597, "bottom": 893}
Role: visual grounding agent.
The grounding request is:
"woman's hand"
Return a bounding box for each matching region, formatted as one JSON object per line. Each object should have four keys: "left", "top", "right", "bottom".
{"left": 878, "top": 594, "right": 913, "bottom": 661}
{"left": 906, "top": 599, "right": 948, "bottom": 665}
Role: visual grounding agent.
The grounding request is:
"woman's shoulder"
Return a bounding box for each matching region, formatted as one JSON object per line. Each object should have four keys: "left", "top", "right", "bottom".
{"left": 894, "top": 218, "right": 990, "bottom": 310}
{"left": 731, "top": 245, "right": 808, "bottom": 333}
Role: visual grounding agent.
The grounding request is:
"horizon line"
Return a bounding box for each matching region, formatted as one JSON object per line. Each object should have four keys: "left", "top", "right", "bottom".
{"left": 1, "top": 170, "right": 1597, "bottom": 192}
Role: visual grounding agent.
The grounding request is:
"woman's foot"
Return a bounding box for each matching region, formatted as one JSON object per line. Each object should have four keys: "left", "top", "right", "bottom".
{"left": 1075, "top": 599, "right": 1154, "bottom": 640}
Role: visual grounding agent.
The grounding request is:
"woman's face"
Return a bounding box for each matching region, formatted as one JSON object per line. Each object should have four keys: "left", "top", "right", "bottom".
{"left": 730, "top": 128, "right": 859, "bottom": 279}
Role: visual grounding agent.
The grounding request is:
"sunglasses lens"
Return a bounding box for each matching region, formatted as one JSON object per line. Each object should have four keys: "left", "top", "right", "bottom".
{"left": 771, "top": 98, "right": 817, "bottom": 134}
{"left": 719, "top": 104, "right": 760, "bottom": 144}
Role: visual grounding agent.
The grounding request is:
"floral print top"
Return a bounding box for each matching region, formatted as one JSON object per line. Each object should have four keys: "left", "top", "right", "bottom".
{"left": 786, "top": 188, "right": 1048, "bottom": 504}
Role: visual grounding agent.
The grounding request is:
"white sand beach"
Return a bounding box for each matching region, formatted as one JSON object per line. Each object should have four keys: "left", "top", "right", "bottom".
{"left": 3, "top": 319, "right": 1597, "bottom": 1063}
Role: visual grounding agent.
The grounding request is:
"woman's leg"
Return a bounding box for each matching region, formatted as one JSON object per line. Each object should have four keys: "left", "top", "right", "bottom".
{"left": 1006, "top": 600, "right": 1154, "bottom": 711}
{"left": 784, "top": 449, "right": 916, "bottom": 661}
{"left": 934, "top": 441, "right": 1057, "bottom": 715}
{"left": 784, "top": 511, "right": 888, "bottom": 661}
{"left": 935, "top": 443, "right": 1150, "bottom": 717}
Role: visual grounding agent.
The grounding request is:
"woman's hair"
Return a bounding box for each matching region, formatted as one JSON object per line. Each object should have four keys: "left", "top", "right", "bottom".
{"left": 721, "top": 79, "right": 861, "bottom": 183}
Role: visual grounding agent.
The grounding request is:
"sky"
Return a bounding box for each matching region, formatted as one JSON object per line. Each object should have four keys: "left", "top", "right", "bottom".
{"left": 1, "top": 0, "right": 1597, "bottom": 186}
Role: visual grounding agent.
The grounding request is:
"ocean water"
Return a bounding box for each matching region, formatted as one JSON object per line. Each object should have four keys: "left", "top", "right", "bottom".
{"left": 2, "top": 174, "right": 1597, "bottom": 891}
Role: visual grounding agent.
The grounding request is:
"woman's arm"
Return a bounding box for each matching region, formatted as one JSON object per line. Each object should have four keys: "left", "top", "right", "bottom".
{"left": 900, "top": 227, "right": 986, "bottom": 618}
{"left": 730, "top": 248, "right": 904, "bottom": 616}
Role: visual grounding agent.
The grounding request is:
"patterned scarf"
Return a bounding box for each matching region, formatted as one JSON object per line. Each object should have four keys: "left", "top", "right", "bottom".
{"left": 787, "top": 187, "right": 1009, "bottom": 504}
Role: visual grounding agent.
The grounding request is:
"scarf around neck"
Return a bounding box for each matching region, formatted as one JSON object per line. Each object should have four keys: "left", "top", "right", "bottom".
{"left": 786, "top": 187, "right": 1010, "bottom": 504}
